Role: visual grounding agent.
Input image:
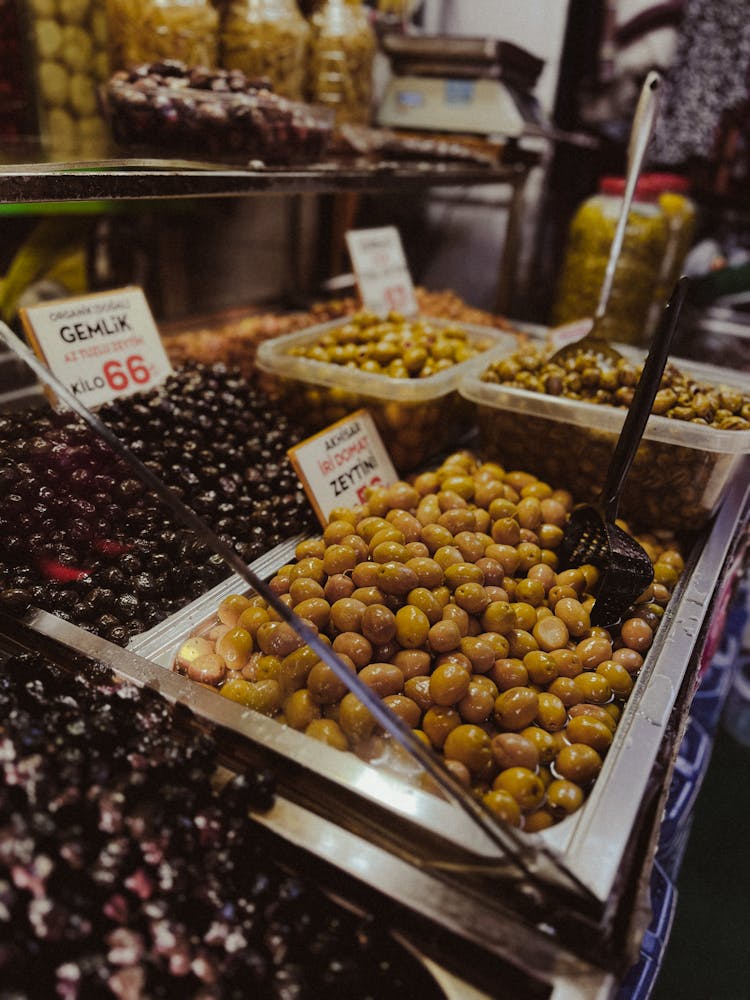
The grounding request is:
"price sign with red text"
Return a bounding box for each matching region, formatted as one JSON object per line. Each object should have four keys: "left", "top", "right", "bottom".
{"left": 20, "top": 286, "right": 173, "bottom": 409}
{"left": 288, "top": 409, "right": 398, "bottom": 527}
{"left": 346, "top": 226, "right": 418, "bottom": 318}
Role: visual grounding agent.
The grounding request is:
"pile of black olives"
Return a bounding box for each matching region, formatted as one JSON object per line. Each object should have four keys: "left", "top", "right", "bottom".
{"left": 0, "top": 650, "right": 439, "bottom": 998}
{"left": 0, "top": 363, "right": 316, "bottom": 644}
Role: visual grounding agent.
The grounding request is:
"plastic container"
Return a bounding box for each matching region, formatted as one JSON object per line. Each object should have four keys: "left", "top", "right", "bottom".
{"left": 106, "top": 0, "right": 218, "bottom": 71}
{"left": 552, "top": 175, "right": 670, "bottom": 346}
{"left": 309, "top": 0, "right": 376, "bottom": 124}
{"left": 24, "top": 0, "right": 111, "bottom": 157}
{"left": 459, "top": 346, "right": 750, "bottom": 531}
{"left": 104, "top": 62, "right": 333, "bottom": 163}
{"left": 256, "top": 316, "right": 517, "bottom": 471}
{"left": 221, "top": 0, "right": 310, "bottom": 101}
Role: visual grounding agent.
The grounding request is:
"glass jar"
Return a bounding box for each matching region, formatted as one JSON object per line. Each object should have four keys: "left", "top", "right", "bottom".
{"left": 25, "top": 0, "right": 111, "bottom": 158}
{"left": 309, "top": 0, "right": 376, "bottom": 125}
{"left": 552, "top": 176, "right": 670, "bottom": 346}
{"left": 642, "top": 174, "right": 696, "bottom": 337}
{"left": 106, "top": 0, "right": 219, "bottom": 71}
{"left": 221, "top": 0, "right": 310, "bottom": 101}
{"left": 0, "top": 0, "right": 32, "bottom": 140}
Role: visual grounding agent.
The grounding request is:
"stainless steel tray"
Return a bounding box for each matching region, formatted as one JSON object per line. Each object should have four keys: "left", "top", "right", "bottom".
{"left": 3, "top": 454, "right": 746, "bottom": 996}
{"left": 0, "top": 603, "right": 618, "bottom": 999}
{"left": 126, "top": 457, "right": 750, "bottom": 908}
{"left": 127, "top": 533, "right": 304, "bottom": 654}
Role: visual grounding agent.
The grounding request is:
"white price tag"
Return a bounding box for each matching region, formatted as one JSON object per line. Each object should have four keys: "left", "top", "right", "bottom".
{"left": 288, "top": 409, "right": 398, "bottom": 527}
{"left": 20, "top": 286, "right": 173, "bottom": 409}
{"left": 346, "top": 225, "right": 418, "bottom": 317}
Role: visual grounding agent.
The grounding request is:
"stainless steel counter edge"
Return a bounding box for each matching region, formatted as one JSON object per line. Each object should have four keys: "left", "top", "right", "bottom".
{"left": 241, "top": 789, "right": 618, "bottom": 997}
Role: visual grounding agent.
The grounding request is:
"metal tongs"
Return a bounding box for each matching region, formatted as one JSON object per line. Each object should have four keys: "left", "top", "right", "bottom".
{"left": 557, "top": 277, "right": 690, "bottom": 628}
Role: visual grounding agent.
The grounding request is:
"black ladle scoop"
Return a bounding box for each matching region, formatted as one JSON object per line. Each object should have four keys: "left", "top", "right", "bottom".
{"left": 557, "top": 277, "right": 690, "bottom": 628}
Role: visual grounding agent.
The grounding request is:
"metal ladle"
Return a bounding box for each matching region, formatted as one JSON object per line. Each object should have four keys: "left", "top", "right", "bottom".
{"left": 550, "top": 70, "right": 662, "bottom": 366}
{"left": 557, "top": 276, "right": 690, "bottom": 627}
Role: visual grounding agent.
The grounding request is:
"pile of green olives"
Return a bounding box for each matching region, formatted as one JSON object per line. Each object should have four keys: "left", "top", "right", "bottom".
{"left": 481, "top": 346, "right": 750, "bottom": 429}
{"left": 271, "top": 312, "right": 500, "bottom": 471}
{"left": 477, "top": 348, "right": 750, "bottom": 530}
{"left": 289, "top": 311, "right": 494, "bottom": 379}
{"left": 175, "top": 451, "right": 684, "bottom": 831}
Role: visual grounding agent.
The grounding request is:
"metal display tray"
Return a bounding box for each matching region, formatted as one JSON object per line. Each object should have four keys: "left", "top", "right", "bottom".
{"left": 129, "top": 459, "right": 750, "bottom": 904}
{"left": 2, "top": 459, "right": 747, "bottom": 998}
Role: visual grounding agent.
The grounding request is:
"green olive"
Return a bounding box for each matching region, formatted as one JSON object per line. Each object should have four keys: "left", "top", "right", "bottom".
{"left": 358, "top": 662, "right": 404, "bottom": 698}
{"left": 216, "top": 626, "right": 254, "bottom": 671}
{"left": 566, "top": 714, "right": 613, "bottom": 753}
{"left": 284, "top": 688, "right": 321, "bottom": 730}
{"left": 554, "top": 743, "right": 602, "bottom": 785}
{"left": 217, "top": 593, "right": 252, "bottom": 626}
{"left": 546, "top": 778, "right": 584, "bottom": 816}
{"left": 423, "top": 705, "right": 461, "bottom": 748}
{"left": 338, "top": 692, "right": 377, "bottom": 742}
{"left": 305, "top": 718, "right": 349, "bottom": 751}
{"left": 494, "top": 686, "right": 539, "bottom": 731}
{"left": 443, "top": 724, "right": 494, "bottom": 778}
{"left": 360, "top": 604, "right": 397, "bottom": 646}
{"left": 429, "top": 662, "right": 471, "bottom": 707}
{"left": 493, "top": 766, "right": 545, "bottom": 811}
{"left": 491, "top": 732, "right": 539, "bottom": 771}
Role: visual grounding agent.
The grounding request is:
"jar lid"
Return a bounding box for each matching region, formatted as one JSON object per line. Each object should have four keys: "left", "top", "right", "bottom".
{"left": 599, "top": 173, "right": 691, "bottom": 198}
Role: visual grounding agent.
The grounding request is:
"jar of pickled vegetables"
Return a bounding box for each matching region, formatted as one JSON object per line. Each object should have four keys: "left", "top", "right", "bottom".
{"left": 106, "top": 0, "right": 219, "bottom": 71}
{"left": 221, "top": 0, "right": 310, "bottom": 101}
{"left": 552, "top": 176, "right": 670, "bottom": 346}
{"left": 309, "top": 0, "right": 375, "bottom": 125}
{"left": 25, "top": 0, "right": 111, "bottom": 157}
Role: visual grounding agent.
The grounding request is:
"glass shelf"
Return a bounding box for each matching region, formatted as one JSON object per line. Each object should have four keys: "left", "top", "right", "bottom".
{"left": 0, "top": 149, "right": 533, "bottom": 205}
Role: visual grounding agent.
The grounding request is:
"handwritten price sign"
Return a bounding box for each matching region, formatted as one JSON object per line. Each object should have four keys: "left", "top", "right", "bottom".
{"left": 21, "top": 286, "right": 173, "bottom": 409}
{"left": 346, "top": 226, "right": 418, "bottom": 318}
{"left": 288, "top": 409, "right": 398, "bottom": 527}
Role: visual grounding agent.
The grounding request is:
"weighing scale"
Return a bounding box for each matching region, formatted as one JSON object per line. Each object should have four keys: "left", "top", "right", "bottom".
{"left": 377, "top": 34, "right": 545, "bottom": 140}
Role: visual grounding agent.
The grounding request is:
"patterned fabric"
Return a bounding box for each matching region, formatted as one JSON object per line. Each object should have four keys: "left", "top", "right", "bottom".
{"left": 651, "top": 0, "right": 750, "bottom": 164}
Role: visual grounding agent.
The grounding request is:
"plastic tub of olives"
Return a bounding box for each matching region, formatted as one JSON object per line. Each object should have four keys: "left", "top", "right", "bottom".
{"left": 255, "top": 313, "right": 519, "bottom": 472}
{"left": 459, "top": 343, "right": 750, "bottom": 532}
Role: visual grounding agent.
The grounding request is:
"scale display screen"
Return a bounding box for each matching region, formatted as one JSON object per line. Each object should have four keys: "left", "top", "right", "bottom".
{"left": 379, "top": 75, "right": 523, "bottom": 137}
{"left": 444, "top": 80, "right": 475, "bottom": 103}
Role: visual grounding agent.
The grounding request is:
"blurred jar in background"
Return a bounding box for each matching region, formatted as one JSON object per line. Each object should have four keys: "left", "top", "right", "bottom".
{"left": 309, "top": 0, "right": 376, "bottom": 124}
{"left": 221, "top": 0, "right": 310, "bottom": 100}
{"left": 643, "top": 174, "right": 696, "bottom": 338}
{"left": 0, "top": 0, "right": 34, "bottom": 140}
{"left": 106, "top": 0, "right": 219, "bottom": 71}
{"left": 552, "top": 175, "right": 670, "bottom": 346}
{"left": 25, "top": 0, "right": 110, "bottom": 158}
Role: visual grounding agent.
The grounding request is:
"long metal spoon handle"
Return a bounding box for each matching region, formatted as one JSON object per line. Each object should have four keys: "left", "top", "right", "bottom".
{"left": 595, "top": 71, "right": 661, "bottom": 320}
{"left": 600, "top": 276, "right": 690, "bottom": 518}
